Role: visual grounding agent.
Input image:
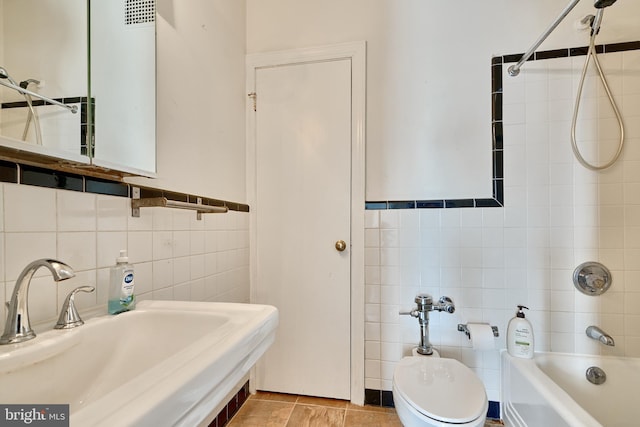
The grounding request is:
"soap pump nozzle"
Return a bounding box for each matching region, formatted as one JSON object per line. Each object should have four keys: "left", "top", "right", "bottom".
{"left": 516, "top": 305, "right": 529, "bottom": 318}
{"left": 116, "top": 249, "right": 129, "bottom": 264}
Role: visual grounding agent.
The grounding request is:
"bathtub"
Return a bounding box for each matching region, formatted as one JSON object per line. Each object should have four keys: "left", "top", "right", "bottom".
{"left": 501, "top": 350, "right": 638, "bottom": 427}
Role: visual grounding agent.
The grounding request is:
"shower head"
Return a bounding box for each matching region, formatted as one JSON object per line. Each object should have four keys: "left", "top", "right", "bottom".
{"left": 594, "top": 0, "right": 617, "bottom": 8}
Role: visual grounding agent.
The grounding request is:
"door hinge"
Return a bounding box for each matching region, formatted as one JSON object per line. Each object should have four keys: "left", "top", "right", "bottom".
{"left": 248, "top": 92, "right": 257, "bottom": 111}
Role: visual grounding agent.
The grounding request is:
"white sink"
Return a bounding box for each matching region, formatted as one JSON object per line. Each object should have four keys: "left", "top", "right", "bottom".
{"left": 0, "top": 300, "right": 278, "bottom": 426}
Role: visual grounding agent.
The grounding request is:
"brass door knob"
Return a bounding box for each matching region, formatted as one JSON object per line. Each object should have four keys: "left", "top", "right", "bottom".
{"left": 335, "top": 240, "right": 347, "bottom": 252}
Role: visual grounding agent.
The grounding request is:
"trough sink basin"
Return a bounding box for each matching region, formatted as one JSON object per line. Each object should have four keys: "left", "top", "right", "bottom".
{"left": 0, "top": 300, "right": 278, "bottom": 426}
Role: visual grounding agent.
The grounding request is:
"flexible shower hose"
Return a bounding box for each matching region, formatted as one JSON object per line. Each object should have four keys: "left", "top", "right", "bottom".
{"left": 22, "top": 93, "right": 43, "bottom": 146}
{"left": 570, "top": 27, "right": 625, "bottom": 171}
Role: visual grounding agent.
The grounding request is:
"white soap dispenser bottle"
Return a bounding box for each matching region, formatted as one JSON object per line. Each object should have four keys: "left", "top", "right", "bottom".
{"left": 108, "top": 250, "right": 135, "bottom": 314}
{"left": 507, "top": 305, "right": 534, "bottom": 359}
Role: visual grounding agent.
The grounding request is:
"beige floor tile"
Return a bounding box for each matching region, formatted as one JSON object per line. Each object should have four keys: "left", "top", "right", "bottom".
{"left": 251, "top": 391, "right": 299, "bottom": 403}
{"left": 344, "top": 409, "right": 403, "bottom": 427}
{"left": 285, "top": 404, "right": 345, "bottom": 427}
{"left": 346, "top": 403, "right": 396, "bottom": 414}
{"left": 296, "top": 395, "right": 350, "bottom": 408}
{"left": 228, "top": 400, "right": 294, "bottom": 427}
{"left": 232, "top": 392, "right": 501, "bottom": 427}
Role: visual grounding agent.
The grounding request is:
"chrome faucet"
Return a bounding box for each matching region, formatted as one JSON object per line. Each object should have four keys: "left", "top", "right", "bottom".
{"left": 1, "top": 259, "right": 75, "bottom": 344}
{"left": 586, "top": 325, "right": 615, "bottom": 346}
{"left": 400, "top": 293, "right": 455, "bottom": 355}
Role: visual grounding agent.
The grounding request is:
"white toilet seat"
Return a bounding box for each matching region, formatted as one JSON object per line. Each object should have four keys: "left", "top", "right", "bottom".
{"left": 392, "top": 389, "right": 485, "bottom": 427}
{"left": 393, "top": 356, "right": 488, "bottom": 425}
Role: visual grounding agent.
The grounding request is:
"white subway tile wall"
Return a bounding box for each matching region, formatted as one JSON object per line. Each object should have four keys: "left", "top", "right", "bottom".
{"left": 0, "top": 183, "right": 250, "bottom": 333}
{"left": 364, "top": 48, "right": 640, "bottom": 402}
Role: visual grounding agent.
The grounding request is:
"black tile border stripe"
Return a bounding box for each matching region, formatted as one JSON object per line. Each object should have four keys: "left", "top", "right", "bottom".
{"left": 86, "top": 177, "right": 129, "bottom": 197}
{"left": 364, "top": 388, "right": 501, "bottom": 419}
{"left": 81, "top": 98, "right": 95, "bottom": 157}
{"left": 210, "top": 380, "right": 249, "bottom": 427}
{"left": 21, "top": 164, "right": 84, "bottom": 192}
{"left": 501, "top": 40, "right": 640, "bottom": 63}
{"left": 0, "top": 160, "right": 18, "bottom": 183}
{"left": 364, "top": 388, "right": 392, "bottom": 407}
{"left": 1, "top": 96, "right": 88, "bottom": 110}
{"left": 366, "top": 39, "right": 640, "bottom": 212}
{"left": 488, "top": 400, "right": 501, "bottom": 420}
{"left": 0, "top": 160, "right": 249, "bottom": 212}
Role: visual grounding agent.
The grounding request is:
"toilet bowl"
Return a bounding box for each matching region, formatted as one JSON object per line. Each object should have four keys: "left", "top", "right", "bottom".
{"left": 392, "top": 356, "right": 488, "bottom": 427}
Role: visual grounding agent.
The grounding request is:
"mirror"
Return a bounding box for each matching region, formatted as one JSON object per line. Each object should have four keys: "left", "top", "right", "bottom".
{"left": 89, "top": 0, "right": 156, "bottom": 176}
{"left": 0, "top": 0, "right": 156, "bottom": 176}
{"left": 0, "top": 0, "right": 89, "bottom": 163}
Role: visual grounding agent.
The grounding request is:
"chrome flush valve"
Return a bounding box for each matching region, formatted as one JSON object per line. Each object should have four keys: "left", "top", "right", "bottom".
{"left": 400, "top": 293, "right": 455, "bottom": 355}
{"left": 433, "top": 296, "right": 455, "bottom": 313}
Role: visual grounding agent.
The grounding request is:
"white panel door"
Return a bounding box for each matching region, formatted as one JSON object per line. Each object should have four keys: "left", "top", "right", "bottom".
{"left": 254, "top": 58, "right": 352, "bottom": 399}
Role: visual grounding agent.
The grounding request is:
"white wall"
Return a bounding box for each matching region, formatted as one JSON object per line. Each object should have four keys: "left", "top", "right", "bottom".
{"left": 247, "top": 0, "right": 640, "bottom": 403}
{"left": 128, "top": 0, "right": 248, "bottom": 203}
{"left": 247, "top": 0, "right": 640, "bottom": 201}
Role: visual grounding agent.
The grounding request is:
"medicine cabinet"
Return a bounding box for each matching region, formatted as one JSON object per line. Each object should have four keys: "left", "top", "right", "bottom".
{"left": 0, "top": 0, "right": 156, "bottom": 177}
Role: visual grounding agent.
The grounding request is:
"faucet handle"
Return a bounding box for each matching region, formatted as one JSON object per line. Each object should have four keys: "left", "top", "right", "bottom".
{"left": 399, "top": 309, "right": 418, "bottom": 318}
{"left": 54, "top": 286, "right": 95, "bottom": 329}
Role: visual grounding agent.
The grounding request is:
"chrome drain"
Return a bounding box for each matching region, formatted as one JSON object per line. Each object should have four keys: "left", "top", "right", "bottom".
{"left": 586, "top": 366, "right": 606, "bottom": 385}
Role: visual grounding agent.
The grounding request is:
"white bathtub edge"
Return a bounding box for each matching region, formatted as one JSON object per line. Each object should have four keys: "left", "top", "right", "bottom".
{"left": 501, "top": 350, "right": 602, "bottom": 427}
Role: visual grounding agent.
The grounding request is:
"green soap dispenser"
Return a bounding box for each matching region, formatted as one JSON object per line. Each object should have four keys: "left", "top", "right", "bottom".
{"left": 108, "top": 250, "right": 135, "bottom": 314}
{"left": 507, "top": 305, "right": 534, "bottom": 358}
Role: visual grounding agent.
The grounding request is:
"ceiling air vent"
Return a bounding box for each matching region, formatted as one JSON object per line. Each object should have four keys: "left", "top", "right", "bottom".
{"left": 125, "top": 0, "right": 156, "bottom": 26}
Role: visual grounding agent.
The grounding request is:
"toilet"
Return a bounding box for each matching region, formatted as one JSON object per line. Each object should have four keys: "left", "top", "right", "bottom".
{"left": 392, "top": 354, "right": 488, "bottom": 427}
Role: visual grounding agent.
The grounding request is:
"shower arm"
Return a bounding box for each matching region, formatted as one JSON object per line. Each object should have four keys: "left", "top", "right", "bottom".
{"left": 508, "top": 0, "right": 582, "bottom": 77}
{"left": 0, "top": 79, "right": 77, "bottom": 114}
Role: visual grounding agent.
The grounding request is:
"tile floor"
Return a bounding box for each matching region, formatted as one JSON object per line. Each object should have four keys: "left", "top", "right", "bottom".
{"left": 227, "top": 392, "right": 401, "bottom": 427}
{"left": 227, "top": 392, "right": 504, "bottom": 427}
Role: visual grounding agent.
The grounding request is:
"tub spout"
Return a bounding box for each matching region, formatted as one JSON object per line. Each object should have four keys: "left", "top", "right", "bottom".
{"left": 586, "top": 325, "right": 615, "bottom": 346}
{"left": 599, "top": 335, "right": 615, "bottom": 346}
